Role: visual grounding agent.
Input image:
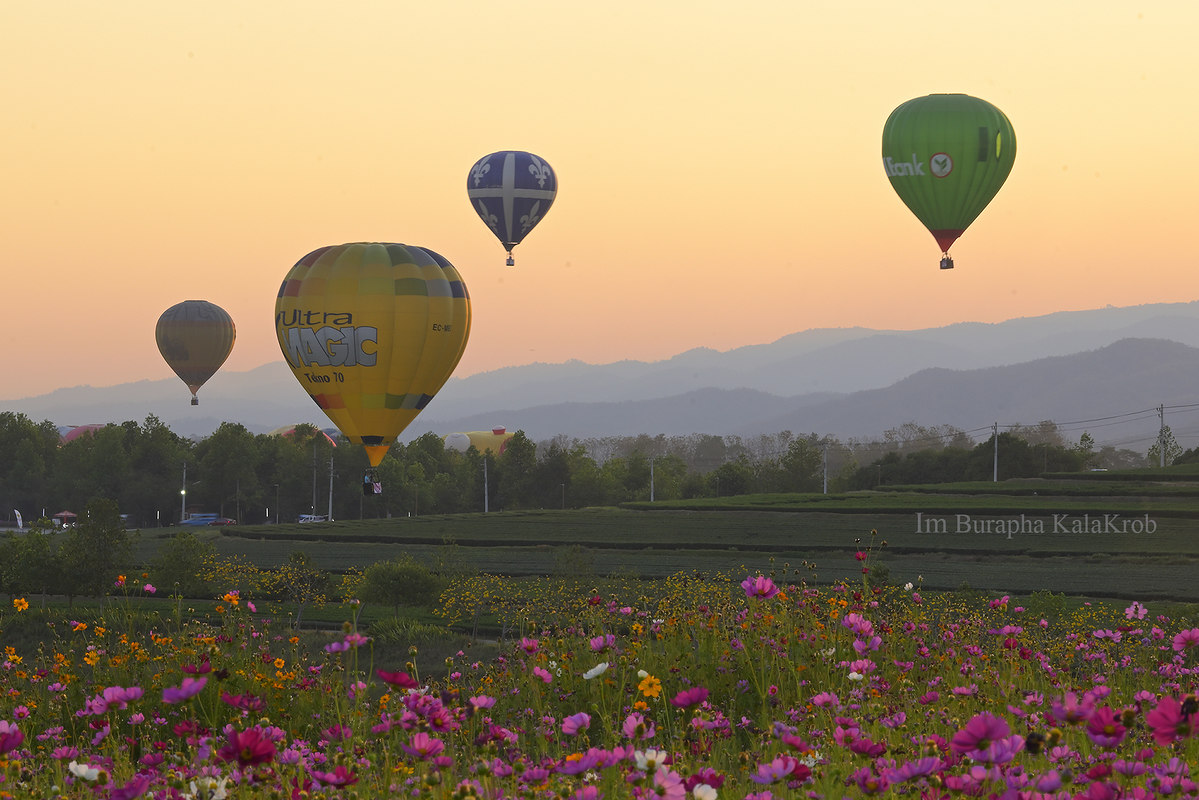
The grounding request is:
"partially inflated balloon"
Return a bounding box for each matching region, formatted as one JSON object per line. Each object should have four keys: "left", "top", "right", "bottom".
{"left": 467, "top": 150, "right": 557, "bottom": 266}
{"left": 275, "top": 243, "right": 471, "bottom": 467}
{"left": 882, "top": 94, "right": 1016, "bottom": 268}
{"left": 156, "top": 300, "right": 236, "bottom": 405}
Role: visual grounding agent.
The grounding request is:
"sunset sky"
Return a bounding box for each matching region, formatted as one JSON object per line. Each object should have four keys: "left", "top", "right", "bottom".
{"left": 3, "top": 1, "right": 1197, "bottom": 402}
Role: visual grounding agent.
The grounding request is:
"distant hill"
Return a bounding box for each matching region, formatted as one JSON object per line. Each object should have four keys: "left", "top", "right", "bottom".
{"left": 6, "top": 301, "right": 1199, "bottom": 446}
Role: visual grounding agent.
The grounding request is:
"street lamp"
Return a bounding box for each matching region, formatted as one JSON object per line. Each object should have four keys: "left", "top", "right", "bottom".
{"left": 274, "top": 484, "right": 280, "bottom": 525}
{"left": 559, "top": 483, "right": 565, "bottom": 509}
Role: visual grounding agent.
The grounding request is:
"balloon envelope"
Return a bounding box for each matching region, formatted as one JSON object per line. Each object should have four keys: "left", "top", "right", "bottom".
{"left": 882, "top": 94, "right": 1016, "bottom": 256}
{"left": 275, "top": 243, "right": 471, "bottom": 467}
{"left": 467, "top": 150, "right": 557, "bottom": 265}
{"left": 155, "top": 300, "right": 236, "bottom": 404}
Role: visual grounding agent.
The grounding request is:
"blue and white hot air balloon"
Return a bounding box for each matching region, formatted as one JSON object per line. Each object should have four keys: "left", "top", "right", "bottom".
{"left": 467, "top": 150, "right": 557, "bottom": 266}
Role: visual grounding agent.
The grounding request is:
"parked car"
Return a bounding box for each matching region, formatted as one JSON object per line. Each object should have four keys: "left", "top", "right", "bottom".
{"left": 208, "top": 517, "right": 237, "bottom": 526}
{"left": 181, "top": 513, "right": 219, "bottom": 527}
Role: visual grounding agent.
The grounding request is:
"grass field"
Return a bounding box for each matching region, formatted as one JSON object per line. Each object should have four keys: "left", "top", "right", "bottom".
{"left": 127, "top": 471, "right": 1199, "bottom": 602}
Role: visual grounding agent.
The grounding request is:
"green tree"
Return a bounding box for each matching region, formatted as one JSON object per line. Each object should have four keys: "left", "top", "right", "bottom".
{"left": 59, "top": 498, "right": 132, "bottom": 601}
{"left": 359, "top": 556, "right": 443, "bottom": 616}
{"left": 152, "top": 530, "right": 217, "bottom": 598}
{"left": 1148, "top": 425, "right": 1184, "bottom": 467}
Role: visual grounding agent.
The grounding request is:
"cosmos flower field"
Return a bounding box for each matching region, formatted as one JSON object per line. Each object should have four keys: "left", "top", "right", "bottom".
{"left": 2, "top": 563, "right": 1199, "bottom": 799}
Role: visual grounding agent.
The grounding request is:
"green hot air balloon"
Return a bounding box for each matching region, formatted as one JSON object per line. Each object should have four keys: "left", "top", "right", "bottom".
{"left": 882, "top": 94, "right": 1016, "bottom": 269}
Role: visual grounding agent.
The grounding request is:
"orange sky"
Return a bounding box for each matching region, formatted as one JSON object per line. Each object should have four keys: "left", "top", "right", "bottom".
{"left": 3, "top": 1, "right": 1197, "bottom": 402}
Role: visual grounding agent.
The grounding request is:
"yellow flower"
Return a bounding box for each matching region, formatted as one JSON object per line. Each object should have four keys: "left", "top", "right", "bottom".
{"left": 12, "top": 598, "right": 28, "bottom": 612}
{"left": 638, "top": 674, "right": 662, "bottom": 698}
{"left": 274, "top": 658, "right": 286, "bottom": 670}
{"left": 84, "top": 651, "right": 100, "bottom": 666}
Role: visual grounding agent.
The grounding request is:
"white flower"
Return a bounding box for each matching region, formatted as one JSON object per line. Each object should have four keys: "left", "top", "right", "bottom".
{"left": 904, "top": 582, "right": 914, "bottom": 591}
{"left": 693, "top": 784, "right": 719, "bottom": 800}
{"left": 68, "top": 761, "right": 102, "bottom": 782}
{"left": 848, "top": 671, "right": 865, "bottom": 682}
{"left": 637, "top": 669, "right": 649, "bottom": 679}
{"left": 186, "top": 776, "right": 231, "bottom": 800}
{"left": 583, "top": 662, "right": 609, "bottom": 680}
{"left": 635, "top": 748, "right": 668, "bottom": 771}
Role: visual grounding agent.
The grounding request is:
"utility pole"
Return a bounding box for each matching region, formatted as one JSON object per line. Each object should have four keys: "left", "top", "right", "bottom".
{"left": 993, "top": 422, "right": 999, "bottom": 482}
{"left": 327, "top": 451, "right": 335, "bottom": 521}
{"left": 650, "top": 457, "right": 655, "bottom": 502}
{"left": 822, "top": 442, "right": 828, "bottom": 495}
{"left": 180, "top": 460, "right": 187, "bottom": 523}
{"left": 483, "top": 456, "right": 489, "bottom": 513}
{"left": 1158, "top": 404, "right": 1166, "bottom": 468}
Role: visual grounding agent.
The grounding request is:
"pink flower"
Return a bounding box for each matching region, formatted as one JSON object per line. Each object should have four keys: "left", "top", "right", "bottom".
{"left": 533, "top": 667, "right": 553, "bottom": 683}
{"left": 589, "top": 634, "right": 616, "bottom": 652}
{"left": 1086, "top": 706, "right": 1128, "bottom": 748}
{"left": 376, "top": 669, "right": 419, "bottom": 689}
{"left": 311, "top": 765, "right": 359, "bottom": 786}
{"left": 1145, "top": 696, "right": 1195, "bottom": 746}
{"left": 653, "top": 767, "right": 687, "bottom": 800}
{"left": 0, "top": 721, "right": 24, "bottom": 755}
{"left": 401, "top": 732, "right": 445, "bottom": 760}
{"left": 216, "top": 726, "right": 277, "bottom": 767}
{"left": 623, "top": 712, "right": 655, "bottom": 740}
{"left": 1125, "top": 601, "right": 1148, "bottom": 620}
{"left": 950, "top": 713, "right": 1023, "bottom": 764}
{"left": 1172, "top": 629, "right": 1199, "bottom": 653}
{"left": 562, "top": 712, "right": 592, "bottom": 736}
{"left": 741, "top": 575, "right": 779, "bottom": 599}
{"left": 162, "top": 676, "right": 207, "bottom": 704}
{"left": 671, "top": 687, "right": 709, "bottom": 708}
{"left": 143, "top": 583, "right": 156, "bottom": 594}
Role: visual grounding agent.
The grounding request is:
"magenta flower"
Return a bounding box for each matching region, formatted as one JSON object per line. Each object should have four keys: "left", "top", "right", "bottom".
{"left": 311, "top": 765, "right": 359, "bottom": 787}
{"left": 162, "top": 676, "right": 207, "bottom": 704}
{"left": 402, "top": 732, "right": 446, "bottom": 760}
{"left": 1086, "top": 706, "right": 1128, "bottom": 748}
{"left": 653, "top": 767, "right": 687, "bottom": 800}
{"left": 0, "top": 721, "right": 24, "bottom": 755}
{"left": 589, "top": 634, "right": 616, "bottom": 652}
{"left": 562, "top": 712, "right": 592, "bottom": 736}
{"left": 143, "top": 583, "right": 156, "bottom": 594}
{"left": 1172, "top": 629, "right": 1199, "bottom": 653}
{"left": 950, "top": 713, "right": 1015, "bottom": 761}
{"left": 1125, "top": 601, "right": 1148, "bottom": 620}
{"left": 741, "top": 575, "right": 779, "bottom": 599}
{"left": 670, "top": 686, "right": 709, "bottom": 708}
{"left": 750, "top": 754, "right": 802, "bottom": 784}
{"left": 109, "top": 774, "right": 151, "bottom": 800}
{"left": 1145, "top": 696, "right": 1195, "bottom": 746}
{"left": 216, "top": 725, "right": 277, "bottom": 767}
{"left": 1049, "top": 691, "right": 1095, "bottom": 725}
{"left": 376, "top": 669, "right": 419, "bottom": 689}
{"left": 623, "top": 712, "right": 655, "bottom": 740}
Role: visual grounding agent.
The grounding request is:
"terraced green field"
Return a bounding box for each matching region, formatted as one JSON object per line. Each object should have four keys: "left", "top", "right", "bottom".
{"left": 134, "top": 472, "right": 1199, "bottom": 601}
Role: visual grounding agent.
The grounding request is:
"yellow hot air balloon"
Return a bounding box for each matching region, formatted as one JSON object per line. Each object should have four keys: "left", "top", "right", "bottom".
{"left": 156, "top": 300, "right": 236, "bottom": 405}
{"left": 274, "top": 243, "right": 471, "bottom": 468}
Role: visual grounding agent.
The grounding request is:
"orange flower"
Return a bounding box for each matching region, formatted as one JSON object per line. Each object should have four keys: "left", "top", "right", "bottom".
{"left": 12, "top": 598, "right": 28, "bottom": 612}
{"left": 637, "top": 674, "right": 662, "bottom": 698}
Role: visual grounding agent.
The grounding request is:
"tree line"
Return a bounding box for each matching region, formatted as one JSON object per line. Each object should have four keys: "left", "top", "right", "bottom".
{"left": 0, "top": 412, "right": 1161, "bottom": 528}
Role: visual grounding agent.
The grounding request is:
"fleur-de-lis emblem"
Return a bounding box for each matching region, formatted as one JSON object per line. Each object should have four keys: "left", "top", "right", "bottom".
{"left": 527, "top": 156, "right": 552, "bottom": 188}
{"left": 476, "top": 200, "right": 500, "bottom": 233}
{"left": 519, "top": 201, "right": 542, "bottom": 235}
{"left": 471, "top": 157, "right": 492, "bottom": 187}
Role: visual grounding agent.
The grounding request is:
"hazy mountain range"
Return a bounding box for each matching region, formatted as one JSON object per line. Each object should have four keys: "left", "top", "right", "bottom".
{"left": 9, "top": 301, "right": 1199, "bottom": 448}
